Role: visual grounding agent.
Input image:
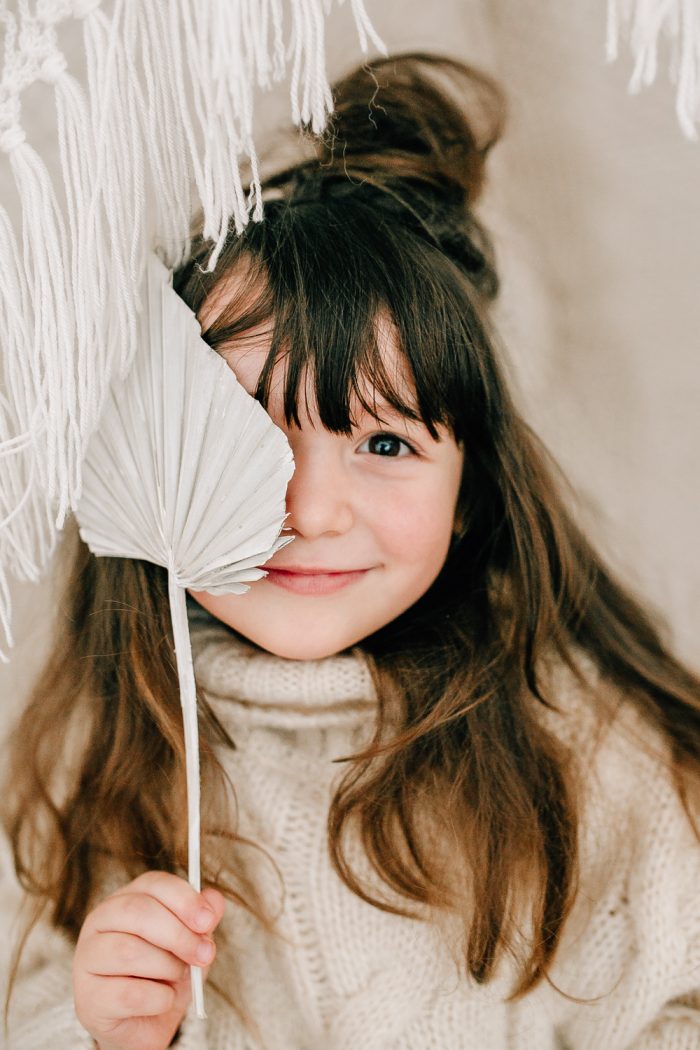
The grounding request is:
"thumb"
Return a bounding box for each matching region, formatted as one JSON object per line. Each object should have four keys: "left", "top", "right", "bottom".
{"left": 198, "top": 886, "right": 226, "bottom": 984}
{"left": 201, "top": 886, "right": 226, "bottom": 930}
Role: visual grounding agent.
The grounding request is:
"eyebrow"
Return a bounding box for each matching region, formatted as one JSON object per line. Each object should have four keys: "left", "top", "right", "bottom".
{"left": 351, "top": 403, "right": 434, "bottom": 435}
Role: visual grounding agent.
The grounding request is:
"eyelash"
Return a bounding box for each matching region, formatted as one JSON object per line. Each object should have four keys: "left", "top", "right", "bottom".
{"left": 357, "top": 432, "right": 418, "bottom": 458}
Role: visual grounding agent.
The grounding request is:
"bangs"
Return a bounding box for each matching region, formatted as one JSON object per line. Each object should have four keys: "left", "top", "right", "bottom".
{"left": 189, "top": 193, "right": 495, "bottom": 444}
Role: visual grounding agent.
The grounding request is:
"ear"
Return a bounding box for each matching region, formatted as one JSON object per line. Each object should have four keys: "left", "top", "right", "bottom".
{"left": 451, "top": 509, "right": 468, "bottom": 544}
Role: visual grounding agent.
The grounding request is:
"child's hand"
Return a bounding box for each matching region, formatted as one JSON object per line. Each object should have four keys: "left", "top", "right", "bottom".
{"left": 73, "top": 870, "right": 226, "bottom": 1050}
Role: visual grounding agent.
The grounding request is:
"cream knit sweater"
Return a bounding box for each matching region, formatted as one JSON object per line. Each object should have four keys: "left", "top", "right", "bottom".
{"left": 4, "top": 602, "right": 700, "bottom": 1049}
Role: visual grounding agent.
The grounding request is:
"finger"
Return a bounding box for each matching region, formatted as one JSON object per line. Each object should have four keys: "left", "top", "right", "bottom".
{"left": 89, "top": 975, "right": 177, "bottom": 1020}
{"left": 83, "top": 931, "right": 188, "bottom": 982}
{"left": 200, "top": 886, "right": 227, "bottom": 927}
{"left": 91, "top": 892, "right": 217, "bottom": 968}
{"left": 113, "top": 870, "right": 220, "bottom": 934}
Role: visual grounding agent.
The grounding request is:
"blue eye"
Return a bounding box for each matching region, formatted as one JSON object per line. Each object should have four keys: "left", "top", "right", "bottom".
{"left": 358, "top": 433, "right": 415, "bottom": 458}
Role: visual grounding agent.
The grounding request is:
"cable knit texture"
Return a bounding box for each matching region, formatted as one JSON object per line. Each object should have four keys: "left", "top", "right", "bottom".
{"left": 3, "top": 599, "right": 700, "bottom": 1048}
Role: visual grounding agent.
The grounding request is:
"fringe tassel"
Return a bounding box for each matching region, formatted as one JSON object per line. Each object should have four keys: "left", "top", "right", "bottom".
{"left": 607, "top": 0, "right": 700, "bottom": 139}
{"left": 0, "top": 0, "right": 385, "bottom": 663}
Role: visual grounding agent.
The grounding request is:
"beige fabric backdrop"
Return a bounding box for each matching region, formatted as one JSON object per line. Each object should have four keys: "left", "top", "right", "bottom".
{"left": 1, "top": 0, "right": 698, "bottom": 730}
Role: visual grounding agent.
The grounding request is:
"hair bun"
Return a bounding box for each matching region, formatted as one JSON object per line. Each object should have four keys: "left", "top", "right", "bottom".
{"left": 261, "top": 52, "right": 506, "bottom": 300}
{"left": 319, "top": 51, "right": 505, "bottom": 208}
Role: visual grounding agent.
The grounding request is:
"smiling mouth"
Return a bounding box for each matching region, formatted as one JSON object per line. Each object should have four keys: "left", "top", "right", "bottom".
{"left": 263, "top": 568, "right": 370, "bottom": 595}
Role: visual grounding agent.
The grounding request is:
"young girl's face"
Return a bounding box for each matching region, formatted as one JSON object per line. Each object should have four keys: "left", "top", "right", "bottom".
{"left": 188, "top": 279, "right": 464, "bottom": 660}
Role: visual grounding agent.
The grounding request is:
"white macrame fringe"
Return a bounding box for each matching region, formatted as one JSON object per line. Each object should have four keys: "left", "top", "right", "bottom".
{"left": 607, "top": 0, "right": 700, "bottom": 138}
{"left": 0, "top": 0, "right": 385, "bottom": 662}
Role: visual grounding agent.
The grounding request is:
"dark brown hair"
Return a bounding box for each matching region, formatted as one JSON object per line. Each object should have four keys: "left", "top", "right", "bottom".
{"left": 3, "top": 53, "right": 700, "bottom": 1030}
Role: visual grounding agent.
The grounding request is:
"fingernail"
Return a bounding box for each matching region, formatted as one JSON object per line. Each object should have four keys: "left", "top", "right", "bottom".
{"left": 196, "top": 939, "right": 215, "bottom": 963}
{"left": 194, "top": 907, "right": 214, "bottom": 931}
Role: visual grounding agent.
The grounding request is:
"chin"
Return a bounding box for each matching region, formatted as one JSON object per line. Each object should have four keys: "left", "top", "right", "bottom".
{"left": 188, "top": 590, "right": 375, "bottom": 659}
{"left": 237, "top": 623, "right": 364, "bottom": 661}
{"left": 253, "top": 636, "right": 353, "bottom": 661}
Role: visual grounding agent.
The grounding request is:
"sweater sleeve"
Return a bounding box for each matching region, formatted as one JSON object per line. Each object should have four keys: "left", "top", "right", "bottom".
{"left": 0, "top": 838, "right": 95, "bottom": 1048}
{"left": 0, "top": 905, "right": 215, "bottom": 1050}
{"left": 547, "top": 691, "right": 700, "bottom": 1050}
{"left": 0, "top": 843, "right": 202, "bottom": 1049}
{"left": 626, "top": 990, "right": 700, "bottom": 1050}
{"left": 4, "top": 962, "right": 97, "bottom": 1050}
{"left": 0, "top": 838, "right": 226, "bottom": 1049}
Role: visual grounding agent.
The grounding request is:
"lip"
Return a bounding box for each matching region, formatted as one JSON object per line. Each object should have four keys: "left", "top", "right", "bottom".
{"left": 264, "top": 567, "right": 370, "bottom": 595}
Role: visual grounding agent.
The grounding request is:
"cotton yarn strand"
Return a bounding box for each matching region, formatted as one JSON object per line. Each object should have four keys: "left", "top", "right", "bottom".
{"left": 607, "top": 0, "right": 700, "bottom": 139}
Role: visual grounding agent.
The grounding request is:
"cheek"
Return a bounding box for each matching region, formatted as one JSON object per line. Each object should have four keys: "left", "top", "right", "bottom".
{"left": 369, "top": 476, "right": 460, "bottom": 570}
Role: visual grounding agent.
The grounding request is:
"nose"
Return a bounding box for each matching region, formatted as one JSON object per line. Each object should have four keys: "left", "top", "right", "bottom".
{"left": 284, "top": 440, "right": 354, "bottom": 539}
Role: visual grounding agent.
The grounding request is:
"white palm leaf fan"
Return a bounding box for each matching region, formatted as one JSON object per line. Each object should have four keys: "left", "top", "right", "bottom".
{"left": 75, "top": 251, "right": 295, "bottom": 1018}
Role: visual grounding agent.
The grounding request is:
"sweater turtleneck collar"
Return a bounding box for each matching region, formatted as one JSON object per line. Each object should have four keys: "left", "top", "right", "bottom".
{"left": 187, "top": 593, "right": 378, "bottom": 733}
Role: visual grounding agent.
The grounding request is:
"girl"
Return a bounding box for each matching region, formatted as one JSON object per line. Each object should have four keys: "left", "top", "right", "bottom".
{"left": 2, "top": 52, "right": 700, "bottom": 1050}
